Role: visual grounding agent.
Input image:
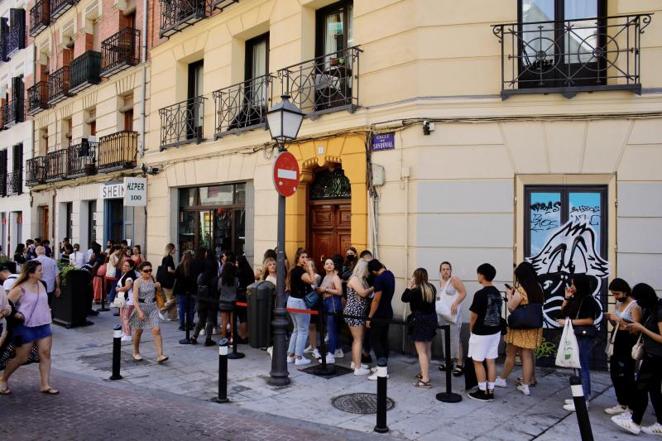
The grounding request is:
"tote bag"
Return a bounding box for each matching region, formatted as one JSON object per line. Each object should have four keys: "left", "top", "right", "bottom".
{"left": 555, "top": 319, "right": 581, "bottom": 369}
{"left": 435, "top": 279, "right": 458, "bottom": 323}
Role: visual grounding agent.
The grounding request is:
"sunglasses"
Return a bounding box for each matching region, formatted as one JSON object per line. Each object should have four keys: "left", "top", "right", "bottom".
{"left": 142, "top": 268, "right": 152, "bottom": 273}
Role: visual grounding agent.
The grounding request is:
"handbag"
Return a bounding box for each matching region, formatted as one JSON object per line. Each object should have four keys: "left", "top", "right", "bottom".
{"left": 304, "top": 289, "right": 319, "bottom": 309}
{"left": 573, "top": 297, "right": 598, "bottom": 338}
{"left": 631, "top": 334, "right": 644, "bottom": 361}
{"left": 555, "top": 319, "right": 581, "bottom": 369}
{"left": 406, "top": 313, "right": 416, "bottom": 335}
{"left": 605, "top": 301, "right": 637, "bottom": 357}
{"left": 152, "top": 277, "right": 166, "bottom": 310}
{"left": 508, "top": 303, "right": 543, "bottom": 329}
{"left": 435, "top": 278, "right": 458, "bottom": 323}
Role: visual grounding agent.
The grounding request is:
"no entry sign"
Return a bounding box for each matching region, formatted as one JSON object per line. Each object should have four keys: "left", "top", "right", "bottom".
{"left": 273, "top": 151, "right": 300, "bottom": 197}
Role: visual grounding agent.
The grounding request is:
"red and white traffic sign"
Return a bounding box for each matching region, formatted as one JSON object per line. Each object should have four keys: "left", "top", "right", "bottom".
{"left": 273, "top": 151, "right": 300, "bottom": 197}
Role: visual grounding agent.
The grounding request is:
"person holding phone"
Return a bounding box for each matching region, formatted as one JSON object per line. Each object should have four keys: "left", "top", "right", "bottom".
{"left": 286, "top": 249, "right": 317, "bottom": 366}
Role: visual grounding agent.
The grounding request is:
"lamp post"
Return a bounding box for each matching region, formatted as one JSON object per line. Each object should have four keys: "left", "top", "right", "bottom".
{"left": 266, "top": 95, "right": 304, "bottom": 386}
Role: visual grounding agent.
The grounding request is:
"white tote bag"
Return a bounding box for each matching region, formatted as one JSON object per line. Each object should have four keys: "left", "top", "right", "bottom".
{"left": 555, "top": 319, "right": 581, "bottom": 369}
{"left": 435, "top": 278, "right": 458, "bottom": 324}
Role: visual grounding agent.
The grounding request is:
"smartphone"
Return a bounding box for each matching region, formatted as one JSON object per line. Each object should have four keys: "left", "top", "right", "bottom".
{"left": 504, "top": 283, "right": 512, "bottom": 290}
{"left": 622, "top": 318, "right": 634, "bottom": 324}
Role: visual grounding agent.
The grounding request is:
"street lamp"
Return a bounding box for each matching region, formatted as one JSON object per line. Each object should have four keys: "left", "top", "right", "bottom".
{"left": 266, "top": 95, "right": 304, "bottom": 386}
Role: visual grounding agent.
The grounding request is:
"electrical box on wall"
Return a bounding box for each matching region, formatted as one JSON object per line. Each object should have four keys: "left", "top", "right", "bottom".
{"left": 371, "top": 164, "right": 385, "bottom": 187}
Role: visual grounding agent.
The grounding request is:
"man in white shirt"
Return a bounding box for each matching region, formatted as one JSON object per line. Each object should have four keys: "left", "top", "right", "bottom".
{"left": 71, "top": 244, "right": 87, "bottom": 269}
{"left": 0, "top": 266, "right": 18, "bottom": 291}
{"left": 33, "top": 246, "right": 61, "bottom": 307}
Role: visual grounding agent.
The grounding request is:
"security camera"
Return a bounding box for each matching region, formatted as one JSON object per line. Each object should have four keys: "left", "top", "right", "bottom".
{"left": 141, "top": 164, "right": 160, "bottom": 175}
{"left": 423, "top": 120, "right": 435, "bottom": 136}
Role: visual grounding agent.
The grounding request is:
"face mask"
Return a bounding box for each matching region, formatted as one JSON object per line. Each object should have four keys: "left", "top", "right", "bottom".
{"left": 346, "top": 255, "right": 355, "bottom": 261}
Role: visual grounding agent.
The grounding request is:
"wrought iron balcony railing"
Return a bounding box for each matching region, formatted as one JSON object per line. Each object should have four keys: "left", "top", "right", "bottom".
{"left": 28, "top": 81, "right": 49, "bottom": 114}
{"left": 2, "top": 98, "right": 24, "bottom": 126}
{"left": 30, "top": 0, "right": 50, "bottom": 36}
{"left": 278, "top": 46, "right": 361, "bottom": 115}
{"left": 101, "top": 28, "right": 140, "bottom": 77}
{"left": 45, "top": 148, "right": 68, "bottom": 181}
{"left": 6, "top": 22, "right": 25, "bottom": 57}
{"left": 492, "top": 14, "right": 652, "bottom": 99}
{"left": 160, "top": 0, "right": 211, "bottom": 38}
{"left": 98, "top": 131, "right": 138, "bottom": 171}
{"left": 7, "top": 170, "right": 22, "bottom": 195}
{"left": 67, "top": 140, "right": 97, "bottom": 177}
{"left": 70, "top": 50, "right": 101, "bottom": 93}
{"left": 212, "top": 74, "right": 273, "bottom": 138}
{"left": 50, "top": 0, "right": 77, "bottom": 21}
{"left": 26, "top": 156, "right": 47, "bottom": 185}
{"left": 48, "top": 66, "right": 71, "bottom": 104}
{"left": 159, "top": 96, "right": 206, "bottom": 149}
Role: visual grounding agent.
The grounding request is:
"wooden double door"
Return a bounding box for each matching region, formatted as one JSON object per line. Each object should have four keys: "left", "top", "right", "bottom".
{"left": 309, "top": 199, "right": 351, "bottom": 267}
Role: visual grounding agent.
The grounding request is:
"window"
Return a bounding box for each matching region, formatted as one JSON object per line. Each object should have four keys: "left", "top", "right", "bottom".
{"left": 187, "top": 60, "right": 204, "bottom": 139}
{"left": 62, "top": 118, "right": 72, "bottom": 147}
{"left": 39, "top": 127, "right": 48, "bottom": 155}
{"left": 85, "top": 107, "right": 96, "bottom": 138}
{"left": 316, "top": 1, "right": 353, "bottom": 57}
{"left": 245, "top": 33, "right": 269, "bottom": 80}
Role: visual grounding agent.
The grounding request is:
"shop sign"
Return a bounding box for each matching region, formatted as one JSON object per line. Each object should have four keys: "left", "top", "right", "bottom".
{"left": 101, "top": 182, "right": 125, "bottom": 200}
{"left": 124, "top": 177, "right": 147, "bottom": 207}
{"left": 371, "top": 133, "right": 395, "bottom": 151}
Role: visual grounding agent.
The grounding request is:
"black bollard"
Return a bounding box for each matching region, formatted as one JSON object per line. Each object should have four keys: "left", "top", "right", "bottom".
{"left": 212, "top": 338, "right": 230, "bottom": 403}
{"left": 373, "top": 361, "right": 389, "bottom": 434}
{"left": 570, "top": 375, "right": 594, "bottom": 441}
{"left": 436, "top": 325, "right": 462, "bottom": 403}
{"left": 110, "top": 324, "right": 123, "bottom": 380}
{"left": 227, "top": 304, "right": 245, "bottom": 360}
{"left": 179, "top": 295, "right": 192, "bottom": 345}
{"left": 98, "top": 277, "right": 110, "bottom": 312}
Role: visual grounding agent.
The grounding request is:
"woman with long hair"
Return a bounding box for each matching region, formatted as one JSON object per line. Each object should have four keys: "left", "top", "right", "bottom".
{"left": 174, "top": 251, "right": 195, "bottom": 332}
{"left": 343, "top": 259, "right": 374, "bottom": 375}
{"left": 495, "top": 261, "right": 545, "bottom": 395}
{"left": 158, "top": 243, "right": 177, "bottom": 320}
{"left": 0, "top": 261, "right": 58, "bottom": 395}
{"left": 611, "top": 283, "right": 662, "bottom": 435}
{"left": 128, "top": 261, "right": 168, "bottom": 363}
{"left": 13, "top": 244, "right": 26, "bottom": 270}
{"left": 402, "top": 268, "right": 438, "bottom": 388}
{"left": 116, "top": 259, "right": 137, "bottom": 342}
{"left": 105, "top": 245, "right": 123, "bottom": 306}
{"left": 558, "top": 273, "right": 600, "bottom": 411}
{"left": 286, "top": 249, "right": 317, "bottom": 366}
{"left": 317, "top": 258, "right": 343, "bottom": 364}
{"left": 91, "top": 243, "right": 106, "bottom": 304}
{"left": 218, "top": 254, "right": 237, "bottom": 340}
{"left": 131, "top": 245, "right": 143, "bottom": 267}
{"left": 262, "top": 257, "right": 277, "bottom": 285}
{"left": 191, "top": 250, "right": 220, "bottom": 346}
{"left": 236, "top": 255, "right": 254, "bottom": 342}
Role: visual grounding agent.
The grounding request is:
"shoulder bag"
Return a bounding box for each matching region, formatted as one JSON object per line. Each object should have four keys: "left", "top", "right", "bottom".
{"left": 150, "top": 277, "right": 166, "bottom": 310}
{"left": 605, "top": 301, "right": 637, "bottom": 357}
{"left": 507, "top": 287, "right": 543, "bottom": 329}
{"left": 304, "top": 289, "right": 320, "bottom": 309}
{"left": 573, "top": 297, "right": 598, "bottom": 338}
{"left": 435, "top": 278, "right": 458, "bottom": 323}
{"left": 631, "top": 334, "right": 645, "bottom": 361}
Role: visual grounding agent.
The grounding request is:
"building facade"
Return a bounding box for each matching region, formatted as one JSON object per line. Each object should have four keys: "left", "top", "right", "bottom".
{"left": 23, "top": 0, "right": 152, "bottom": 253}
{"left": 0, "top": 1, "right": 33, "bottom": 259}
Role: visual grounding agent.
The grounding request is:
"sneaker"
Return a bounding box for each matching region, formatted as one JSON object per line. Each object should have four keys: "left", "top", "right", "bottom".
{"left": 200, "top": 328, "right": 206, "bottom": 336}
{"left": 312, "top": 349, "right": 321, "bottom": 360}
{"left": 287, "top": 355, "right": 295, "bottom": 364}
{"left": 564, "top": 398, "right": 574, "bottom": 405}
{"left": 324, "top": 354, "right": 335, "bottom": 364}
{"left": 494, "top": 377, "right": 508, "bottom": 388}
{"left": 468, "top": 390, "right": 490, "bottom": 402}
{"left": 516, "top": 384, "right": 530, "bottom": 396}
{"left": 604, "top": 404, "right": 630, "bottom": 416}
{"left": 485, "top": 389, "right": 495, "bottom": 401}
{"left": 563, "top": 401, "right": 589, "bottom": 412}
{"left": 304, "top": 345, "right": 315, "bottom": 353}
{"left": 266, "top": 347, "right": 273, "bottom": 359}
{"left": 612, "top": 411, "right": 633, "bottom": 422}
{"left": 611, "top": 416, "right": 641, "bottom": 435}
{"left": 295, "top": 357, "right": 311, "bottom": 366}
{"left": 334, "top": 349, "right": 344, "bottom": 359}
{"left": 354, "top": 367, "right": 371, "bottom": 376}
{"left": 121, "top": 335, "right": 132, "bottom": 342}
{"left": 368, "top": 372, "right": 390, "bottom": 381}
{"left": 350, "top": 362, "right": 368, "bottom": 369}
{"left": 641, "top": 422, "right": 662, "bottom": 436}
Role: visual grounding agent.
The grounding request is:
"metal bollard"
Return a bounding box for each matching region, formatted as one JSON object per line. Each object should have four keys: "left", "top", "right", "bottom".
{"left": 436, "top": 325, "right": 462, "bottom": 403}
{"left": 110, "top": 324, "right": 123, "bottom": 380}
{"left": 227, "top": 306, "right": 245, "bottom": 359}
{"left": 212, "top": 338, "right": 230, "bottom": 403}
{"left": 373, "top": 361, "right": 390, "bottom": 434}
{"left": 570, "top": 376, "right": 594, "bottom": 441}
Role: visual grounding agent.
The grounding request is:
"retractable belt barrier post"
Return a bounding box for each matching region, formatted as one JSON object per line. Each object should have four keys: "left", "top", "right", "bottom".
{"left": 435, "top": 325, "right": 462, "bottom": 403}
{"left": 227, "top": 302, "right": 245, "bottom": 360}
{"left": 570, "top": 375, "right": 594, "bottom": 441}
{"left": 110, "top": 324, "right": 123, "bottom": 380}
{"left": 212, "top": 338, "right": 230, "bottom": 403}
{"left": 307, "top": 301, "right": 335, "bottom": 376}
{"left": 373, "top": 360, "right": 389, "bottom": 434}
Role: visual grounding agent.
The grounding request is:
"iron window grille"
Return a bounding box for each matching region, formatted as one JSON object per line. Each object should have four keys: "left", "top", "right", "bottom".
{"left": 30, "top": 0, "right": 50, "bottom": 37}
{"left": 45, "top": 148, "right": 68, "bottom": 181}
{"left": 159, "top": 0, "right": 211, "bottom": 38}
{"left": 492, "top": 13, "right": 653, "bottom": 99}
{"left": 277, "top": 46, "right": 361, "bottom": 115}
{"left": 212, "top": 74, "right": 273, "bottom": 138}
{"left": 26, "top": 156, "right": 47, "bottom": 185}
{"left": 159, "top": 96, "right": 206, "bottom": 149}
{"left": 50, "top": 0, "right": 78, "bottom": 21}
{"left": 48, "top": 66, "right": 72, "bottom": 104}
{"left": 101, "top": 28, "right": 140, "bottom": 77}
{"left": 98, "top": 131, "right": 138, "bottom": 171}
{"left": 28, "top": 81, "right": 49, "bottom": 114}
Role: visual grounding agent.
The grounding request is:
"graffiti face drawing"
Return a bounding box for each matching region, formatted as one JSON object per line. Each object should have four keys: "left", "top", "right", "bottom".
{"left": 528, "top": 221, "right": 609, "bottom": 328}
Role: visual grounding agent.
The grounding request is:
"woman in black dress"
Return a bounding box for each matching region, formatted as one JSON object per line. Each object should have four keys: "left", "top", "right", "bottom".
{"left": 401, "top": 268, "right": 437, "bottom": 388}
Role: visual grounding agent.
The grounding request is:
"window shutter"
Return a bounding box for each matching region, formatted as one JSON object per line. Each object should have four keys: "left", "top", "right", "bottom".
{"left": 12, "top": 76, "right": 24, "bottom": 122}
{"left": 10, "top": 9, "right": 26, "bottom": 50}
{"left": 0, "top": 18, "right": 8, "bottom": 62}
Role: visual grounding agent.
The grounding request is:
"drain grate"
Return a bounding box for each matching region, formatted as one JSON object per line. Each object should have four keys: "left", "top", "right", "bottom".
{"left": 331, "top": 393, "right": 395, "bottom": 415}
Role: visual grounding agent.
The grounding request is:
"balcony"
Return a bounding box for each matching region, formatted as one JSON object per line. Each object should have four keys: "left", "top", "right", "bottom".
{"left": 98, "top": 131, "right": 138, "bottom": 171}
{"left": 48, "top": 66, "right": 72, "bottom": 104}
{"left": 28, "top": 82, "right": 49, "bottom": 114}
{"left": 3, "top": 98, "right": 24, "bottom": 127}
{"left": 6, "top": 23, "right": 25, "bottom": 57}
{"left": 66, "top": 140, "right": 97, "bottom": 177}
{"left": 7, "top": 170, "right": 22, "bottom": 195}
{"left": 45, "top": 149, "right": 68, "bottom": 181}
{"left": 159, "top": 96, "right": 206, "bottom": 149}
{"left": 30, "top": 0, "right": 50, "bottom": 37}
{"left": 101, "top": 28, "right": 140, "bottom": 77}
{"left": 492, "top": 14, "right": 652, "bottom": 99}
{"left": 212, "top": 75, "right": 273, "bottom": 138}
{"left": 26, "top": 156, "right": 47, "bottom": 186}
{"left": 70, "top": 51, "right": 101, "bottom": 93}
{"left": 278, "top": 46, "right": 361, "bottom": 115}
{"left": 50, "top": 0, "right": 78, "bottom": 21}
{"left": 160, "top": 0, "right": 211, "bottom": 38}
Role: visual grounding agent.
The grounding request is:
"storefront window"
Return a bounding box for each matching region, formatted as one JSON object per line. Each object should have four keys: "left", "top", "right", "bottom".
{"left": 178, "top": 183, "right": 247, "bottom": 258}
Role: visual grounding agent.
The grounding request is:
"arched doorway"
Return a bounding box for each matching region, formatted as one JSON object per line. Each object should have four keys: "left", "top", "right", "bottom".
{"left": 308, "top": 165, "right": 352, "bottom": 266}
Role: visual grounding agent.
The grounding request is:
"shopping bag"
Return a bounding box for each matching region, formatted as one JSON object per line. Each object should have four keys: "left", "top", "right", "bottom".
{"left": 555, "top": 319, "right": 581, "bottom": 369}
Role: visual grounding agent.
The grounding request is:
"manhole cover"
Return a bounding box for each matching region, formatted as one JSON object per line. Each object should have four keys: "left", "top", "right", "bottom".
{"left": 331, "top": 393, "right": 395, "bottom": 415}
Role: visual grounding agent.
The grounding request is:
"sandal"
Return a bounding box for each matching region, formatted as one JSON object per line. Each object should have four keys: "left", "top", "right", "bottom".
{"left": 415, "top": 380, "right": 432, "bottom": 388}
{"left": 40, "top": 387, "right": 59, "bottom": 395}
{"left": 415, "top": 372, "right": 423, "bottom": 380}
{"left": 452, "top": 365, "right": 464, "bottom": 377}
{"left": 132, "top": 353, "right": 143, "bottom": 361}
{"left": 0, "top": 385, "right": 11, "bottom": 395}
{"left": 517, "top": 377, "right": 537, "bottom": 387}
{"left": 156, "top": 355, "right": 169, "bottom": 364}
